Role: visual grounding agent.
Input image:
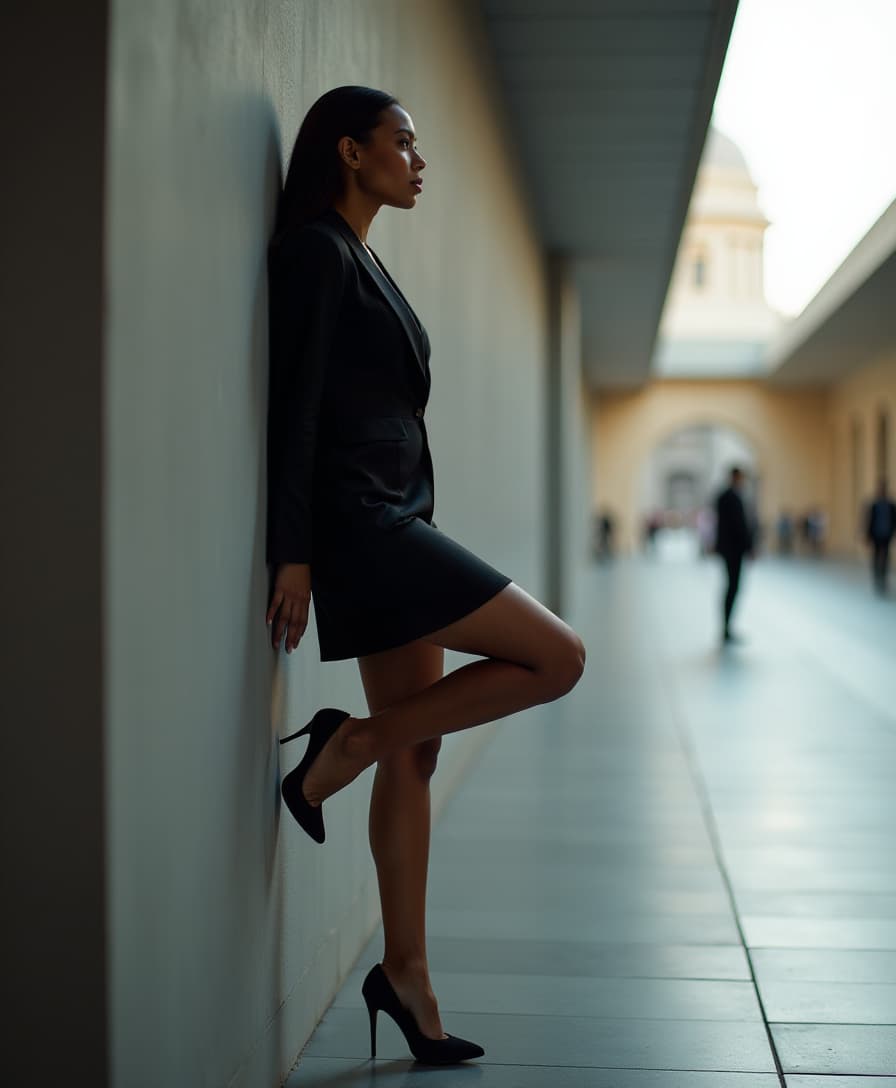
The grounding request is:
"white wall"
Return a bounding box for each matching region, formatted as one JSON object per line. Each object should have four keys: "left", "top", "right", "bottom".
{"left": 103, "top": 2, "right": 550, "bottom": 1085}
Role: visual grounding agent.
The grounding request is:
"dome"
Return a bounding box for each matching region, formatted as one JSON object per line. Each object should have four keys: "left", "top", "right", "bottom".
{"left": 703, "top": 126, "right": 752, "bottom": 178}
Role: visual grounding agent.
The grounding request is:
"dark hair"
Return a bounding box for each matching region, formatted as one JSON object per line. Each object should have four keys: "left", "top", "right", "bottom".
{"left": 275, "top": 85, "right": 399, "bottom": 238}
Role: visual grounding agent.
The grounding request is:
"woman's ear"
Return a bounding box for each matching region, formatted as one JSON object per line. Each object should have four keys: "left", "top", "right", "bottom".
{"left": 337, "top": 136, "right": 361, "bottom": 171}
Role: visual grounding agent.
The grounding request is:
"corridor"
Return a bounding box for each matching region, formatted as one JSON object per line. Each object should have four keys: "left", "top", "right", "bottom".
{"left": 288, "top": 554, "right": 896, "bottom": 1086}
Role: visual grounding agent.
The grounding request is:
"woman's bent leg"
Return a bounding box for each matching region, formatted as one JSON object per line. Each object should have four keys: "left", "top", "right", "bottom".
{"left": 303, "top": 583, "right": 585, "bottom": 804}
{"left": 360, "top": 640, "right": 446, "bottom": 1040}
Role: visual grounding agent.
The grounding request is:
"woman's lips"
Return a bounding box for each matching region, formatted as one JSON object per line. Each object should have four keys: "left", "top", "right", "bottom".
{"left": 411, "top": 179, "right": 423, "bottom": 190}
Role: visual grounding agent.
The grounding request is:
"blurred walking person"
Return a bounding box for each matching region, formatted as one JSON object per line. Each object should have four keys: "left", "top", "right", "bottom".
{"left": 714, "top": 467, "right": 753, "bottom": 643}
{"left": 866, "top": 480, "right": 896, "bottom": 594}
{"left": 776, "top": 509, "right": 794, "bottom": 555}
{"left": 595, "top": 508, "right": 615, "bottom": 562}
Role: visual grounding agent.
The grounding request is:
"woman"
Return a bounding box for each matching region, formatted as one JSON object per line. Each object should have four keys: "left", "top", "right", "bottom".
{"left": 266, "top": 85, "right": 585, "bottom": 1065}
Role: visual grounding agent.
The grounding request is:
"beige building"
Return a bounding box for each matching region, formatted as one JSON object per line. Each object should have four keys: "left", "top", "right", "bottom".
{"left": 656, "top": 126, "right": 781, "bottom": 378}
{"left": 595, "top": 130, "right": 896, "bottom": 558}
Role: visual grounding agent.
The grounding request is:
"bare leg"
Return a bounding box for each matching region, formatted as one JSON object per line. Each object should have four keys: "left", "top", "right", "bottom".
{"left": 360, "top": 640, "right": 446, "bottom": 1040}
{"left": 303, "top": 582, "right": 585, "bottom": 805}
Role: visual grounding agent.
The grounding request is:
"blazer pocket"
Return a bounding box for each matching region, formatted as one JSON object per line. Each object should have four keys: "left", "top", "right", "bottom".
{"left": 322, "top": 417, "right": 409, "bottom": 497}
{"left": 329, "top": 417, "right": 409, "bottom": 445}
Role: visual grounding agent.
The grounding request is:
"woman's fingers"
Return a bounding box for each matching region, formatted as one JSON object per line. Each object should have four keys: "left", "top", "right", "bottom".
{"left": 285, "top": 598, "right": 310, "bottom": 653}
{"left": 272, "top": 607, "right": 291, "bottom": 650}
{"left": 267, "top": 564, "right": 312, "bottom": 651}
{"left": 270, "top": 593, "right": 310, "bottom": 652}
{"left": 266, "top": 590, "right": 284, "bottom": 627}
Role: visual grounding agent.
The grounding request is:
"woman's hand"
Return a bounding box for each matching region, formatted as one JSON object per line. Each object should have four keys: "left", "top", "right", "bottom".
{"left": 267, "top": 563, "right": 311, "bottom": 653}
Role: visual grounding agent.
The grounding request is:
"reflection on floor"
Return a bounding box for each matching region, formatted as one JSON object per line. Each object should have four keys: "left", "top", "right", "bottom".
{"left": 287, "top": 555, "right": 896, "bottom": 1086}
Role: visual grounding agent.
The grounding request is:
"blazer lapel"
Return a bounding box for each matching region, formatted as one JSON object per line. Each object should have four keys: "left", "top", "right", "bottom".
{"left": 321, "top": 209, "right": 429, "bottom": 383}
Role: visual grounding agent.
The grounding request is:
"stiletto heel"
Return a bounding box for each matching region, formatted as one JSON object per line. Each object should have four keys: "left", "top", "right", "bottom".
{"left": 279, "top": 708, "right": 350, "bottom": 844}
{"left": 365, "top": 1001, "right": 378, "bottom": 1058}
{"left": 279, "top": 723, "right": 312, "bottom": 745}
{"left": 360, "top": 963, "right": 484, "bottom": 1065}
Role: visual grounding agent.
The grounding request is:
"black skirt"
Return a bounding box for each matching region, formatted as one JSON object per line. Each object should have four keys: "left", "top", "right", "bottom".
{"left": 311, "top": 516, "right": 512, "bottom": 661}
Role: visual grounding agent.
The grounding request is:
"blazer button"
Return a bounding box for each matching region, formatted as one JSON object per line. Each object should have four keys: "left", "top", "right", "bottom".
{"left": 414, "top": 408, "right": 424, "bottom": 419}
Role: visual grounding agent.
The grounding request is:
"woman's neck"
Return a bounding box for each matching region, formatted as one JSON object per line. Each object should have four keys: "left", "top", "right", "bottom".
{"left": 329, "top": 194, "right": 380, "bottom": 245}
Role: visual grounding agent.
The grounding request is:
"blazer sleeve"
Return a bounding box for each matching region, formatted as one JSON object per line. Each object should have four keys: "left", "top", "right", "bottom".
{"left": 266, "top": 227, "right": 346, "bottom": 566}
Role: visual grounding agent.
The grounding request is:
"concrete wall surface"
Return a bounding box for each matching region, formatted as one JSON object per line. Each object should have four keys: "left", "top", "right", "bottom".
{"left": 103, "top": 2, "right": 550, "bottom": 1086}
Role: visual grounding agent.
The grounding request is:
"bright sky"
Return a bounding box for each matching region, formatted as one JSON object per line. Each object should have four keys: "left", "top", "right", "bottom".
{"left": 711, "top": 0, "right": 896, "bottom": 317}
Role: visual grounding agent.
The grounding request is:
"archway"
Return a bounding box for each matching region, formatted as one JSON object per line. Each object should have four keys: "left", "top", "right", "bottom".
{"left": 593, "top": 381, "right": 831, "bottom": 557}
{"left": 638, "top": 421, "right": 759, "bottom": 560}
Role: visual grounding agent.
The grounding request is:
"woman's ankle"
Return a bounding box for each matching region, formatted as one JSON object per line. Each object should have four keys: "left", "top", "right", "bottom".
{"left": 382, "top": 954, "right": 430, "bottom": 980}
{"left": 342, "top": 716, "right": 377, "bottom": 768}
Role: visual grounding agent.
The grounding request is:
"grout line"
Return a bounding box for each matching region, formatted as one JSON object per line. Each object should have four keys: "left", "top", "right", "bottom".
{"left": 654, "top": 648, "right": 789, "bottom": 1087}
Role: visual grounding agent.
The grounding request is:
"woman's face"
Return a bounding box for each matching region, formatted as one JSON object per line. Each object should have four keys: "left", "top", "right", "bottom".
{"left": 354, "top": 104, "right": 426, "bottom": 209}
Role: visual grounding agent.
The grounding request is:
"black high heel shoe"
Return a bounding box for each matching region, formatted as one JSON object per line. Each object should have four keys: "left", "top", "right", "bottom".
{"left": 279, "top": 708, "right": 350, "bottom": 844}
{"left": 361, "top": 963, "right": 485, "bottom": 1065}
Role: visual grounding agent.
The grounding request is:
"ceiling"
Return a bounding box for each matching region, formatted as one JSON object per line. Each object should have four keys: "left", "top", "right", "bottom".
{"left": 765, "top": 200, "right": 896, "bottom": 386}
{"left": 479, "top": 0, "right": 738, "bottom": 389}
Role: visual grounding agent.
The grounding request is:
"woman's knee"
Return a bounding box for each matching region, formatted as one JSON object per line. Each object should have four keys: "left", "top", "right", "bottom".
{"left": 545, "top": 628, "right": 586, "bottom": 698}
{"left": 414, "top": 737, "right": 442, "bottom": 778}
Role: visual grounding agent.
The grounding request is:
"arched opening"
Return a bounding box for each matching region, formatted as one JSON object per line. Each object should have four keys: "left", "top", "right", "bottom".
{"left": 638, "top": 422, "right": 758, "bottom": 560}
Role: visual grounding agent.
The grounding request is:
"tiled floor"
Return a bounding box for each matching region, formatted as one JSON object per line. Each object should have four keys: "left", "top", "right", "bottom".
{"left": 286, "top": 553, "right": 896, "bottom": 1086}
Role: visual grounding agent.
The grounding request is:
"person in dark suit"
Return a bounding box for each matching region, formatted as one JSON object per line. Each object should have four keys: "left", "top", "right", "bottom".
{"left": 714, "top": 466, "right": 753, "bottom": 643}
{"left": 866, "top": 479, "right": 896, "bottom": 594}
{"left": 265, "top": 86, "right": 586, "bottom": 1063}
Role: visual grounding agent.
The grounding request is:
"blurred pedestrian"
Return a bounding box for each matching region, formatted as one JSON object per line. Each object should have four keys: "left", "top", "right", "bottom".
{"left": 714, "top": 467, "right": 754, "bottom": 644}
{"left": 776, "top": 510, "right": 794, "bottom": 555}
{"left": 805, "top": 506, "right": 826, "bottom": 555}
{"left": 595, "top": 508, "right": 615, "bottom": 562}
{"left": 643, "top": 511, "right": 662, "bottom": 554}
{"left": 866, "top": 480, "right": 896, "bottom": 594}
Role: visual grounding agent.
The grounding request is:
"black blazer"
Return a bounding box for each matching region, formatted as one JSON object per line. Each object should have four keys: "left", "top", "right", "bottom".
{"left": 867, "top": 498, "right": 896, "bottom": 543}
{"left": 266, "top": 208, "right": 434, "bottom": 568}
{"left": 714, "top": 486, "right": 753, "bottom": 559}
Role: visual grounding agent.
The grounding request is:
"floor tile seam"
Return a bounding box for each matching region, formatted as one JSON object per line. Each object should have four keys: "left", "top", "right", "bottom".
{"left": 769, "top": 1019, "right": 896, "bottom": 1028}
{"left": 653, "top": 647, "right": 787, "bottom": 1087}
{"left": 423, "top": 938, "right": 757, "bottom": 949}
{"left": 308, "top": 1056, "right": 782, "bottom": 1074}
{"left": 422, "top": 937, "right": 752, "bottom": 948}
{"left": 337, "top": 972, "right": 760, "bottom": 985}
{"left": 749, "top": 945, "right": 896, "bottom": 953}
{"left": 293, "top": 1054, "right": 784, "bottom": 1076}
{"left": 468, "top": 973, "right": 759, "bottom": 983}
{"left": 760, "top": 980, "right": 896, "bottom": 989}
{"left": 330, "top": 1004, "right": 770, "bottom": 1024}
{"left": 328, "top": 1006, "right": 776, "bottom": 1026}
{"left": 341, "top": 973, "right": 757, "bottom": 983}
